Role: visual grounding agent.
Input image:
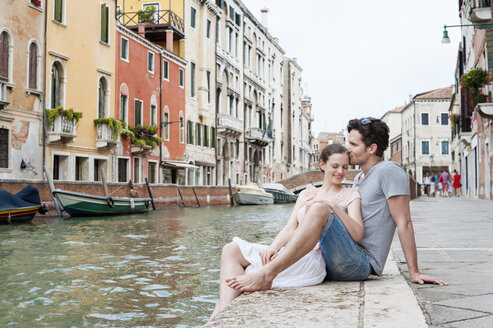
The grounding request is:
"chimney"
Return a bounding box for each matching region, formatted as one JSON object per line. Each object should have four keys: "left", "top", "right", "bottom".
{"left": 138, "top": 24, "right": 145, "bottom": 37}
{"left": 261, "top": 7, "right": 269, "bottom": 29}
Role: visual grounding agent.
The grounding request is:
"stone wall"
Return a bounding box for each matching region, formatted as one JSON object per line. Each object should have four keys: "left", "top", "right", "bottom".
{"left": 0, "top": 180, "right": 232, "bottom": 210}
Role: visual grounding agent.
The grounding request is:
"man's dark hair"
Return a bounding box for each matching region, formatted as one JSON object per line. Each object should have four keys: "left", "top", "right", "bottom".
{"left": 347, "top": 118, "right": 390, "bottom": 158}
{"left": 319, "top": 143, "right": 348, "bottom": 173}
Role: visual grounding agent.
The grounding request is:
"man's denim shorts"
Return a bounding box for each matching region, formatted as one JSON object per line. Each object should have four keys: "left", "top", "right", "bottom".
{"left": 319, "top": 213, "right": 372, "bottom": 281}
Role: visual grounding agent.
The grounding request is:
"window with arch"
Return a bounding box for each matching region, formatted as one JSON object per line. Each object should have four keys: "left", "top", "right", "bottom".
{"left": 0, "top": 31, "right": 9, "bottom": 80}
{"left": 179, "top": 114, "right": 184, "bottom": 143}
{"left": 98, "top": 77, "right": 108, "bottom": 118}
{"left": 163, "top": 109, "right": 169, "bottom": 140}
{"left": 28, "top": 42, "right": 38, "bottom": 89}
{"left": 50, "top": 62, "right": 63, "bottom": 108}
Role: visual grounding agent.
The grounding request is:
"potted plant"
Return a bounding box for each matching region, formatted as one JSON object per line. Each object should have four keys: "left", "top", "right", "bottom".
{"left": 138, "top": 6, "right": 156, "bottom": 24}
{"left": 31, "top": 0, "right": 41, "bottom": 7}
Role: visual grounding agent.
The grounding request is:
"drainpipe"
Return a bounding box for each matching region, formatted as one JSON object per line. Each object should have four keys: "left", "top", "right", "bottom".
{"left": 42, "top": 0, "right": 48, "bottom": 168}
{"left": 159, "top": 52, "right": 163, "bottom": 183}
{"left": 413, "top": 100, "right": 417, "bottom": 179}
{"left": 215, "top": 15, "right": 219, "bottom": 185}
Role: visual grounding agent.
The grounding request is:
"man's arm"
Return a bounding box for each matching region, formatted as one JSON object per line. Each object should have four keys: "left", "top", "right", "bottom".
{"left": 387, "top": 195, "right": 447, "bottom": 285}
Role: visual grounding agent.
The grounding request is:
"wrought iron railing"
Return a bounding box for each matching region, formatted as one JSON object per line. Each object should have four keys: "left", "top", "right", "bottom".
{"left": 117, "top": 10, "right": 184, "bottom": 34}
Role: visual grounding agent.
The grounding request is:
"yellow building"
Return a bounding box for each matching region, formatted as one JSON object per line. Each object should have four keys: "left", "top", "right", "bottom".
{"left": 0, "top": 1, "right": 44, "bottom": 181}
{"left": 116, "top": 0, "right": 185, "bottom": 58}
{"left": 45, "top": 0, "right": 117, "bottom": 182}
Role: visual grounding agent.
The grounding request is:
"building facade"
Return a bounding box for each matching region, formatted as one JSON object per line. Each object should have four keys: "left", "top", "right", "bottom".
{"left": 0, "top": 0, "right": 44, "bottom": 181}
{"left": 311, "top": 131, "right": 345, "bottom": 169}
{"left": 381, "top": 104, "right": 408, "bottom": 163}
{"left": 401, "top": 86, "right": 454, "bottom": 185}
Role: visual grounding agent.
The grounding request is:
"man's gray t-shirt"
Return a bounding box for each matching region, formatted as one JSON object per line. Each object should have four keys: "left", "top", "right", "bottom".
{"left": 353, "top": 161, "right": 410, "bottom": 276}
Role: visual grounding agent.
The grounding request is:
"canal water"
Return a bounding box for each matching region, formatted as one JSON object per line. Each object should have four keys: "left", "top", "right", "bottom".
{"left": 0, "top": 204, "right": 294, "bottom": 327}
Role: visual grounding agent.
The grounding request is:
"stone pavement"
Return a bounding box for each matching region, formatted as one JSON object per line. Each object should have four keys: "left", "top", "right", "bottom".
{"left": 206, "top": 196, "right": 493, "bottom": 328}
{"left": 393, "top": 196, "right": 493, "bottom": 327}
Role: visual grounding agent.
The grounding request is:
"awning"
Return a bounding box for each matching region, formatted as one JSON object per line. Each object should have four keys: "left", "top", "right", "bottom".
{"left": 194, "top": 160, "right": 216, "bottom": 167}
{"left": 161, "top": 161, "right": 199, "bottom": 169}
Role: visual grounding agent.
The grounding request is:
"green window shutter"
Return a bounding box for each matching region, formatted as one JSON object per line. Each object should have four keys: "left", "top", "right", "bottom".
{"left": 54, "top": 0, "right": 63, "bottom": 22}
{"left": 101, "top": 4, "right": 109, "bottom": 43}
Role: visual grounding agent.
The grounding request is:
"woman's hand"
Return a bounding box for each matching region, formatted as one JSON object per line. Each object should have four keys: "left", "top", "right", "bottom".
{"left": 306, "top": 195, "right": 335, "bottom": 209}
{"left": 260, "top": 247, "right": 278, "bottom": 265}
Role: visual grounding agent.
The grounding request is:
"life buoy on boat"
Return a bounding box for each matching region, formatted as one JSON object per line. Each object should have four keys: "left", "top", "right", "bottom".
{"left": 144, "top": 200, "right": 150, "bottom": 208}
{"left": 106, "top": 197, "right": 115, "bottom": 208}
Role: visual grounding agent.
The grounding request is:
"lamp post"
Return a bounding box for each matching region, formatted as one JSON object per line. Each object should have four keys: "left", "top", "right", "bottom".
{"left": 441, "top": 22, "right": 493, "bottom": 44}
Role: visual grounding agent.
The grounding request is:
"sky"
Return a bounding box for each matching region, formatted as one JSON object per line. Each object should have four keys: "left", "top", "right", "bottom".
{"left": 242, "top": 0, "right": 462, "bottom": 135}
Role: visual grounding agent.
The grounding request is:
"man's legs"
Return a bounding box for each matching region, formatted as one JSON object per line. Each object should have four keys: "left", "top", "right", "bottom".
{"left": 226, "top": 203, "right": 330, "bottom": 292}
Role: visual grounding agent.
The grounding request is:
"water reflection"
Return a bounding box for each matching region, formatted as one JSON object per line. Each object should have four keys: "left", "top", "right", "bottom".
{"left": 0, "top": 204, "right": 293, "bottom": 327}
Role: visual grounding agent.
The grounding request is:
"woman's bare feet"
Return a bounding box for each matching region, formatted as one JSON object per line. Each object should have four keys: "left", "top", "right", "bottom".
{"left": 225, "top": 269, "right": 275, "bottom": 292}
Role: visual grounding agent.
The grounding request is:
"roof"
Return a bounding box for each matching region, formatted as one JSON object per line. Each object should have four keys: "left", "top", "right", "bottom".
{"left": 414, "top": 86, "right": 454, "bottom": 100}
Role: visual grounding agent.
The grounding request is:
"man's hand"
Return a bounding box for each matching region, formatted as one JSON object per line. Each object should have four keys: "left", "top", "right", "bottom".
{"left": 260, "top": 247, "right": 278, "bottom": 265}
{"left": 411, "top": 272, "right": 448, "bottom": 286}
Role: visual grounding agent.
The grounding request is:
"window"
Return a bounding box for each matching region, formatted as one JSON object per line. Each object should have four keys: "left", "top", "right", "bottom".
{"left": 0, "top": 128, "right": 8, "bottom": 168}
{"left": 118, "top": 158, "right": 128, "bottom": 182}
{"left": 100, "top": 3, "right": 109, "bottom": 43}
{"left": 441, "top": 141, "right": 449, "bottom": 154}
{"left": 28, "top": 43, "right": 38, "bottom": 89}
{"left": 98, "top": 77, "right": 108, "bottom": 118}
{"left": 228, "top": 27, "right": 232, "bottom": 52}
{"left": 441, "top": 113, "right": 448, "bottom": 125}
{"left": 134, "top": 99, "right": 142, "bottom": 126}
{"left": 179, "top": 68, "right": 184, "bottom": 87}
{"left": 421, "top": 113, "right": 430, "bottom": 125}
{"left": 120, "top": 37, "right": 129, "bottom": 60}
{"left": 421, "top": 141, "right": 429, "bottom": 155}
{"left": 54, "top": 0, "right": 64, "bottom": 23}
{"left": 163, "top": 59, "right": 169, "bottom": 80}
{"left": 179, "top": 116, "right": 184, "bottom": 143}
{"left": 235, "top": 13, "right": 241, "bottom": 26}
{"left": 150, "top": 104, "right": 156, "bottom": 126}
{"left": 206, "top": 19, "right": 211, "bottom": 38}
{"left": 50, "top": 62, "right": 62, "bottom": 108}
{"left": 195, "top": 122, "right": 201, "bottom": 145}
{"left": 0, "top": 32, "right": 9, "bottom": 80}
{"left": 163, "top": 112, "right": 169, "bottom": 140}
{"left": 148, "top": 162, "right": 157, "bottom": 183}
{"left": 206, "top": 70, "right": 211, "bottom": 103}
{"left": 147, "top": 51, "right": 154, "bottom": 73}
{"left": 75, "top": 156, "right": 88, "bottom": 181}
{"left": 120, "top": 94, "right": 127, "bottom": 122}
{"left": 203, "top": 125, "right": 209, "bottom": 147}
{"left": 94, "top": 159, "right": 106, "bottom": 182}
{"left": 133, "top": 158, "right": 140, "bottom": 183}
{"left": 190, "top": 7, "right": 196, "bottom": 28}
{"left": 211, "top": 127, "right": 216, "bottom": 148}
{"left": 187, "top": 120, "right": 194, "bottom": 145}
{"left": 190, "top": 62, "right": 196, "bottom": 97}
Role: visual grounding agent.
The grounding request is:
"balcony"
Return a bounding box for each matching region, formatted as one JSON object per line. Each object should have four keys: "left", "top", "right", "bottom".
{"left": 475, "top": 102, "right": 493, "bottom": 119}
{"left": 217, "top": 113, "right": 243, "bottom": 136}
{"left": 47, "top": 116, "right": 77, "bottom": 143}
{"left": 301, "top": 141, "right": 312, "bottom": 154}
{"left": 245, "top": 127, "right": 270, "bottom": 147}
{"left": 469, "top": 0, "right": 492, "bottom": 22}
{"left": 0, "top": 79, "right": 9, "bottom": 110}
{"left": 131, "top": 145, "right": 154, "bottom": 154}
{"left": 96, "top": 122, "right": 117, "bottom": 149}
{"left": 118, "top": 9, "right": 185, "bottom": 41}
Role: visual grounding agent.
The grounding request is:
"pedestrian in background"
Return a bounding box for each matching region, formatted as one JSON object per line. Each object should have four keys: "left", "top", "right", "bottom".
{"left": 423, "top": 172, "right": 431, "bottom": 197}
{"left": 440, "top": 170, "right": 450, "bottom": 197}
{"left": 453, "top": 169, "right": 461, "bottom": 197}
{"left": 430, "top": 173, "right": 437, "bottom": 197}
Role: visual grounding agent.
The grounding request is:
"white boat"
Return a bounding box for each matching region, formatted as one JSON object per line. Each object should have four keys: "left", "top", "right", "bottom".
{"left": 262, "top": 183, "right": 297, "bottom": 203}
{"left": 233, "top": 183, "right": 274, "bottom": 205}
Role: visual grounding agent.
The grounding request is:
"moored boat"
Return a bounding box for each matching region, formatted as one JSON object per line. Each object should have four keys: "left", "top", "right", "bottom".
{"left": 0, "top": 186, "right": 43, "bottom": 223}
{"left": 53, "top": 189, "right": 150, "bottom": 217}
{"left": 262, "top": 183, "right": 297, "bottom": 203}
{"left": 233, "top": 183, "right": 274, "bottom": 205}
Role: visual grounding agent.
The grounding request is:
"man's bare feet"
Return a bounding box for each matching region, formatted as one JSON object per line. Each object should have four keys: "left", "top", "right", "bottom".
{"left": 225, "top": 270, "right": 274, "bottom": 292}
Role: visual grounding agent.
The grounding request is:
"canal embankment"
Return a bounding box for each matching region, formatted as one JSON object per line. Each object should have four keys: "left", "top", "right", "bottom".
{"left": 0, "top": 180, "right": 233, "bottom": 210}
{"left": 205, "top": 255, "right": 427, "bottom": 328}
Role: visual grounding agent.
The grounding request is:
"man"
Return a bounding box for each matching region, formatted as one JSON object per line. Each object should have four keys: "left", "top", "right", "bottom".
{"left": 226, "top": 118, "right": 446, "bottom": 291}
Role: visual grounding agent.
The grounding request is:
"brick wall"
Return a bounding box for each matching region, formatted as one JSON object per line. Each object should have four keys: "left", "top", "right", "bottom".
{"left": 0, "top": 181, "right": 232, "bottom": 211}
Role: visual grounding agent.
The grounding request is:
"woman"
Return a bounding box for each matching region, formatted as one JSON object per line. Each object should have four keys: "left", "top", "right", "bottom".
{"left": 210, "top": 144, "right": 363, "bottom": 319}
{"left": 453, "top": 169, "right": 461, "bottom": 197}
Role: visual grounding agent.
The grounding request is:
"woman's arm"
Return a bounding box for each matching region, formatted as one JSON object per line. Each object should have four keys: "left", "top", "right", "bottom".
{"left": 328, "top": 198, "right": 364, "bottom": 242}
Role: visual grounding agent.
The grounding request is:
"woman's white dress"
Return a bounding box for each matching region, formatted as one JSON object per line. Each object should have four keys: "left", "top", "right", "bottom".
{"left": 233, "top": 185, "right": 360, "bottom": 289}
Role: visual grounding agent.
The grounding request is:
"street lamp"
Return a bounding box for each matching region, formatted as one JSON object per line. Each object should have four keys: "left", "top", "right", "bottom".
{"left": 441, "top": 22, "right": 493, "bottom": 44}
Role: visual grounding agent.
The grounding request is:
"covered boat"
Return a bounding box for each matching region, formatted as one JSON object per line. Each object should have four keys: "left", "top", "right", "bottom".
{"left": 233, "top": 182, "right": 274, "bottom": 205}
{"left": 53, "top": 189, "right": 150, "bottom": 217}
{"left": 262, "top": 183, "right": 297, "bottom": 203}
{"left": 0, "top": 186, "right": 43, "bottom": 223}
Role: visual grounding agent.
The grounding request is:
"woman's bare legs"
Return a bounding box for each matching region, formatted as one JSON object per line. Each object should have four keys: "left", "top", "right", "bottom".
{"left": 210, "top": 241, "right": 251, "bottom": 320}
